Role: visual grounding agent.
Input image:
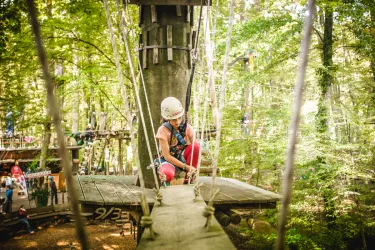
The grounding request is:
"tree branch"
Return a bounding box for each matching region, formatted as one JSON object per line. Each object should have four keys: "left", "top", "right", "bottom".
{"left": 313, "top": 26, "right": 323, "bottom": 43}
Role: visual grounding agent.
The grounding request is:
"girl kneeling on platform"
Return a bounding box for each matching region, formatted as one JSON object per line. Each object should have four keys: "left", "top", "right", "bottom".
{"left": 155, "top": 97, "right": 200, "bottom": 185}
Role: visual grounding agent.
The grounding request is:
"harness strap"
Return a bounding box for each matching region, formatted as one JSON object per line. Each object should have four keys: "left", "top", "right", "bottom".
{"left": 162, "top": 122, "right": 186, "bottom": 146}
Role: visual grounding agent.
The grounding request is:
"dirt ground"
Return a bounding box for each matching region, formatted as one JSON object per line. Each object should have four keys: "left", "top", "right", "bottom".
{"left": 0, "top": 222, "right": 137, "bottom": 250}
{"left": 0, "top": 219, "right": 252, "bottom": 250}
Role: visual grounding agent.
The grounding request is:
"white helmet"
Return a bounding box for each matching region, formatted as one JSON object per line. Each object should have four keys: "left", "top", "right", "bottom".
{"left": 161, "top": 97, "right": 184, "bottom": 120}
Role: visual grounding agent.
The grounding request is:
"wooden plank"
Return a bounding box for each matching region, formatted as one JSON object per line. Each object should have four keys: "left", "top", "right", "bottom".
{"left": 100, "top": 175, "right": 156, "bottom": 206}
{"left": 186, "top": 6, "right": 190, "bottom": 23}
{"left": 76, "top": 175, "right": 104, "bottom": 205}
{"left": 74, "top": 175, "right": 85, "bottom": 201}
{"left": 190, "top": 5, "right": 194, "bottom": 26}
{"left": 198, "top": 177, "right": 282, "bottom": 204}
{"left": 151, "top": 5, "right": 157, "bottom": 23}
{"left": 93, "top": 175, "right": 123, "bottom": 205}
{"left": 167, "top": 25, "right": 173, "bottom": 61}
{"left": 137, "top": 185, "right": 236, "bottom": 250}
{"left": 153, "top": 48, "right": 158, "bottom": 64}
{"left": 143, "top": 31, "right": 148, "bottom": 69}
{"left": 192, "top": 30, "right": 196, "bottom": 49}
{"left": 153, "top": 27, "right": 159, "bottom": 64}
{"left": 105, "top": 175, "right": 142, "bottom": 204}
{"left": 129, "top": 0, "right": 211, "bottom": 6}
{"left": 139, "top": 33, "right": 143, "bottom": 68}
{"left": 176, "top": 5, "right": 181, "bottom": 16}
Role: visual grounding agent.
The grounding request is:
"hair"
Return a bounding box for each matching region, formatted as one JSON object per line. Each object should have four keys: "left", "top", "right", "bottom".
{"left": 6, "top": 185, "right": 11, "bottom": 189}
{"left": 20, "top": 205, "right": 24, "bottom": 208}
{"left": 160, "top": 117, "right": 168, "bottom": 125}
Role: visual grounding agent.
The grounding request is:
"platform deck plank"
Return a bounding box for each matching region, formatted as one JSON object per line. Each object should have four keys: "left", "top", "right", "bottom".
{"left": 105, "top": 175, "right": 142, "bottom": 204}
{"left": 199, "top": 177, "right": 281, "bottom": 205}
{"left": 137, "top": 185, "right": 236, "bottom": 250}
{"left": 75, "top": 175, "right": 155, "bottom": 206}
{"left": 94, "top": 175, "right": 123, "bottom": 205}
{"left": 76, "top": 175, "right": 103, "bottom": 205}
{"left": 75, "top": 176, "right": 280, "bottom": 209}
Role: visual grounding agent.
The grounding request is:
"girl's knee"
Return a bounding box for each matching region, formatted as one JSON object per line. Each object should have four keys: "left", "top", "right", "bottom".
{"left": 158, "top": 163, "right": 175, "bottom": 182}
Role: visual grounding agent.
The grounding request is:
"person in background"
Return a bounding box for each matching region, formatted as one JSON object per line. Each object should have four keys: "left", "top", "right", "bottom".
{"left": 18, "top": 205, "right": 34, "bottom": 233}
{"left": 71, "top": 132, "right": 84, "bottom": 146}
{"left": 6, "top": 173, "right": 12, "bottom": 187}
{"left": 49, "top": 176, "right": 58, "bottom": 205}
{"left": 3, "top": 185, "right": 13, "bottom": 213}
{"left": 241, "top": 112, "right": 250, "bottom": 134}
{"left": 85, "top": 124, "right": 94, "bottom": 147}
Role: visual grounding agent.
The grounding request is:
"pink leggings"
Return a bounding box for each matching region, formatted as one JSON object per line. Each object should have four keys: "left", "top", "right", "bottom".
{"left": 158, "top": 143, "right": 200, "bottom": 182}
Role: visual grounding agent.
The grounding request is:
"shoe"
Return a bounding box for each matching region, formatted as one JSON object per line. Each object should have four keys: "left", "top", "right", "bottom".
{"left": 30, "top": 231, "right": 34, "bottom": 234}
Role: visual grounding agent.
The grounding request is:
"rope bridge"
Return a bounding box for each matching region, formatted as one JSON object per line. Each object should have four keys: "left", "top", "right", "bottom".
{"left": 137, "top": 185, "right": 236, "bottom": 250}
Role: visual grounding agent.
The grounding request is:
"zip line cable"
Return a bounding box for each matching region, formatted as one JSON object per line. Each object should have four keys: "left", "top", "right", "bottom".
{"left": 102, "top": 0, "right": 154, "bottom": 239}
{"left": 26, "top": 0, "right": 89, "bottom": 249}
{"left": 275, "top": 0, "right": 316, "bottom": 249}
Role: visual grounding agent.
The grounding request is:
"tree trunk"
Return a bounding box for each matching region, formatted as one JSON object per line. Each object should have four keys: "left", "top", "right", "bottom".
{"left": 203, "top": 6, "right": 218, "bottom": 128}
{"left": 118, "top": 139, "right": 124, "bottom": 175}
{"left": 39, "top": 121, "right": 51, "bottom": 169}
{"left": 316, "top": 6, "right": 333, "bottom": 134}
{"left": 370, "top": 8, "right": 375, "bottom": 83}
{"left": 125, "top": 141, "right": 133, "bottom": 175}
{"left": 72, "top": 45, "right": 79, "bottom": 133}
{"left": 138, "top": 5, "right": 193, "bottom": 187}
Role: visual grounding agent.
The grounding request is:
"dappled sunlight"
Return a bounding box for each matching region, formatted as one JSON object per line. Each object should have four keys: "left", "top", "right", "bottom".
{"left": 110, "top": 233, "right": 121, "bottom": 237}
{"left": 56, "top": 241, "right": 70, "bottom": 246}
{"left": 95, "top": 236, "right": 102, "bottom": 242}
{"left": 102, "top": 244, "right": 120, "bottom": 249}
{"left": 26, "top": 241, "right": 38, "bottom": 247}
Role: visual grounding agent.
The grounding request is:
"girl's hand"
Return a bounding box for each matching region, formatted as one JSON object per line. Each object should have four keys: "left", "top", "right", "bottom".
{"left": 187, "top": 165, "right": 196, "bottom": 173}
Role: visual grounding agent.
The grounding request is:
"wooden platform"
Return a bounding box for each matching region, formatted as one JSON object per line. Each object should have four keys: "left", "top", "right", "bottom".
{"left": 75, "top": 175, "right": 281, "bottom": 210}
{"left": 74, "top": 175, "right": 156, "bottom": 211}
{"left": 0, "top": 146, "right": 82, "bottom": 164}
{"left": 137, "top": 185, "right": 236, "bottom": 250}
{"left": 199, "top": 177, "right": 281, "bottom": 209}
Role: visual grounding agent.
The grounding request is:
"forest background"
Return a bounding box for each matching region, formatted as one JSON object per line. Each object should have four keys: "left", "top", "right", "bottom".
{"left": 1, "top": 0, "right": 375, "bottom": 249}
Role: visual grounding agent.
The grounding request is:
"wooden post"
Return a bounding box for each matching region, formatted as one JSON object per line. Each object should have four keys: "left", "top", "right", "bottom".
{"left": 143, "top": 31, "right": 148, "bottom": 69}
{"left": 151, "top": 5, "right": 157, "bottom": 23}
{"left": 72, "top": 149, "right": 79, "bottom": 174}
{"left": 167, "top": 25, "right": 173, "bottom": 61}
{"left": 118, "top": 138, "right": 124, "bottom": 175}
{"left": 223, "top": 209, "right": 241, "bottom": 225}
{"left": 176, "top": 5, "right": 181, "bottom": 16}
{"left": 215, "top": 211, "right": 231, "bottom": 227}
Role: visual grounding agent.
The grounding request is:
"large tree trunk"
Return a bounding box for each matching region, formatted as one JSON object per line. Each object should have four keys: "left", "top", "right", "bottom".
{"left": 138, "top": 5, "right": 193, "bottom": 187}
{"left": 316, "top": 5, "right": 338, "bottom": 227}
{"left": 40, "top": 0, "right": 58, "bottom": 170}
{"left": 316, "top": 7, "right": 333, "bottom": 134}
{"left": 370, "top": 8, "right": 375, "bottom": 83}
